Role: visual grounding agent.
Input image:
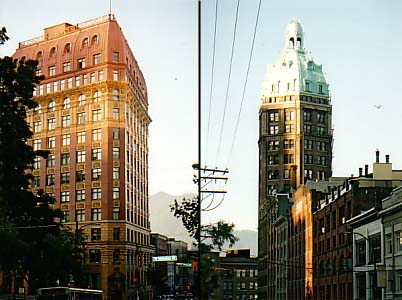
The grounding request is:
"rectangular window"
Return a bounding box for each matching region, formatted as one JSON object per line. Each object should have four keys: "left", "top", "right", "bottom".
{"left": 396, "top": 231, "right": 402, "bottom": 252}
{"left": 61, "top": 172, "right": 70, "bottom": 184}
{"left": 319, "top": 84, "right": 323, "bottom": 94}
{"left": 386, "top": 233, "right": 393, "bottom": 255}
{"left": 49, "top": 66, "right": 56, "bottom": 76}
{"left": 304, "top": 169, "right": 313, "bottom": 180}
{"left": 303, "top": 110, "right": 312, "bottom": 122}
{"left": 91, "top": 228, "right": 101, "bottom": 241}
{"left": 113, "top": 187, "right": 120, "bottom": 199}
{"left": 113, "top": 108, "right": 119, "bottom": 120}
{"left": 267, "top": 170, "right": 279, "bottom": 180}
{"left": 284, "top": 169, "right": 290, "bottom": 179}
{"left": 269, "top": 111, "right": 279, "bottom": 122}
{"left": 285, "top": 124, "right": 294, "bottom": 133}
{"left": 60, "top": 79, "right": 65, "bottom": 90}
{"left": 113, "top": 70, "right": 119, "bottom": 80}
{"left": 77, "top": 131, "right": 86, "bottom": 143}
{"left": 268, "top": 140, "right": 279, "bottom": 150}
{"left": 62, "top": 115, "right": 71, "bottom": 127}
{"left": 32, "top": 176, "right": 40, "bottom": 188}
{"left": 356, "top": 240, "right": 366, "bottom": 266}
{"left": 92, "top": 188, "right": 102, "bottom": 200}
{"left": 304, "top": 154, "right": 313, "bottom": 164}
{"left": 317, "top": 112, "right": 326, "bottom": 123}
{"left": 76, "top": 150, "right": 86, "bottom": 163}
{"left": 63, "top": 61, "right": 71, "bottom": 72}
{"left": 92, "top": 168, "right": 102, "bottom": 181}
{"left": 67, "top": 77, "right": 73, "bottom": 88}
{"left": 89, "top": 249, "right": 101, "bottom": 263}
{"left": 53, "top": 81, "right": 58, "bottom": 91}
{"left": 83, "top": 74, "right": 88, "bottom": 85}
{"left": 92, "top": 148, "right": 102, "bottom": 161}
{"left": 61, "top": 211, "right": 69, "bottom": 223}
{"left": 76, "top": 189, "right": 85, "bottom": 201}
{"left": 77, "top": 112, "right": 86, "bottom": 124}
{"left": 34, "top": 121, "right": 42, "bottom": 133}
{"left": 92, "top": 128, "right": 101, "bottom": 141}
{"left": 113, "top": 228, "right": 120, "bottom": 241}
{"left": 317, "top": 141, "right": 327, "bottom": 151}
{"left": 61, "top": 153, "right": 70, "bottom": 165}
{"left": 47, "top": 154, "right": 55, "bottom": 167}
{"left": 92, "top": 109, "right": 102, "bottom": 121}
{"left": 48, "top": 118, "right": 56, "bottom": 130}
{"left": 304, "top": 139, "right": 313, "bottom": 150}
{"left": 113, "top": 207, "right": 120, "bottom": 220}
{"left": 33, "top": 157, "right": 41, "bottom": 169}
{"left": 76, "top": 209, "right": 85, "bottom": 222}
{"left": 113, "top": 167, "right": 120, "bottom": 180}
{"left": 75, "top": 76, "right": 81, "bottom": 87}
{"left": 47, "top": 136, "right": 55, "bottom": 149}
{"left": 285, "top": 110, "right": 295, "bottom": 121}
{"left": 269, "top": 125, "right": 279, "bottom": 135}
{"left": 113, "top": 128, "right": 120, "bottom": 140}
{"left": 284, "top": 154, "right": 294, "bottom": 164}
{"left": 112, "top": 52, "right": 119, "bottom": 62}
{"left": 46, "top": 174, "right": 55, "bottom": 186}
{"left": 90, "top": 72, "right": 96, "bottom": 83}
{"left": 113, "top": 147, "right": 120, "bottom": 160}
{"left": 303, "top": 124, "right": 312, "bottom": 134}
{"left": 91, "top": 208, "right": 101, "bottom": 221}
{"left": 317, "top": 156, "right": 327, "bottom": 166}
{"left": 98, "top": 70, "right": 104, "bottom": 81}
{"left": 46, "top": 83, "right": 51, "bottom": 93}
{"left": 33, "top": 139, "right": 41, "bottom": 151}
{"left": 284, "top": 139, "right": 294, "bottom": 149}
{"left": 268, "top": 155, "right": 279, "bottom": 165}
{"left": 305, "top": 81, "right": 310, "bottom": 92}
{"left": 318, "top": 126, "right": 326, "bottom": 136}
{"left": 93, "top": 54, "right": 101, "bottom": 65}
{"left": 76, "top": 170, "right": 85, "bottom": 182}
{"left": 77, "top": 58, "right": 86, "bottom": 69}
{"left": 369, "top": 234, "right": 381, "bottom": 264}
{"left": 61, "top": 191, "right": 70, "bottom": 202}
{"left": 62, "top": 134, "right": 70, "bottom": 146}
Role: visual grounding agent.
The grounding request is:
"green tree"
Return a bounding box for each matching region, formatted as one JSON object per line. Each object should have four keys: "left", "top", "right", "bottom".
{"left": 0, "top": 28, "right": 80, "bottom": 293}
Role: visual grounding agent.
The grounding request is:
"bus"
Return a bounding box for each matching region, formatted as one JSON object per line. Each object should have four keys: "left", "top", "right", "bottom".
{"left": 36, "top": 287, "right": 103, "bottom": 300}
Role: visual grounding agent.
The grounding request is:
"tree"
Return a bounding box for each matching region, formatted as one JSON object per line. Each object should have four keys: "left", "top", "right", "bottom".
{"left": 0, "top": 28, "right": 80, "bottom": 293}
{"left": 171, "top": 196, "right": 239, "bottom": 298}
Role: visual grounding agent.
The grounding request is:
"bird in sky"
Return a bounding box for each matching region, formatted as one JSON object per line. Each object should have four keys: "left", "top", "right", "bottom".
{"left": 373, "top": 104, "right": 383, "bottom": 109}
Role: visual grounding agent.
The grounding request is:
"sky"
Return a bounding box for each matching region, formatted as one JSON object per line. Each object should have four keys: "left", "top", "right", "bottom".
{"left": 1, "top": 0, "right": 402, "bottom": 232}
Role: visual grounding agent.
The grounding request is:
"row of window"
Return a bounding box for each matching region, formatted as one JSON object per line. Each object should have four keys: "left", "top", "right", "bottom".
{"left": 223, "top": 281, "right": 258, "bottom": 290}
{"left": 304, "top": 154, "right": 327, "bottom": 166}
{"left": 267, "top": 110, "right": 326, "bottom": 123}
{"left": 267, "top": 124, "right": 327, "bottom": 135}
{"left": 32, "top": 128, "right": 120, "bottom": 150}
{"left": 32, "top": 187, "right": 120, "bottom": 202}
{"left": 270, "top": 80, "right": 325, "bottom": 94}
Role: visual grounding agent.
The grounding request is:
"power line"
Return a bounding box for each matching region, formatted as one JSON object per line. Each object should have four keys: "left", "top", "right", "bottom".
{"left": 215, "top": 0, "right": 240, "bottom": 165}
{"left": 204, "top": 0, "right": 219, "bottom": 162}
{"left": 226, "top": 0, "right": 262, "bottom": 167}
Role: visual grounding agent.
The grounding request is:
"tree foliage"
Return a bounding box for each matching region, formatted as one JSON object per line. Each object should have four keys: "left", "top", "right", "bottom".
{"left": 0, "top": 30, "right": 80, "bottom": 293}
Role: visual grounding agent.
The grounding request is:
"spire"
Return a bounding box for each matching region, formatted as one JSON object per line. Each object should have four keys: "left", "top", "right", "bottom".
{"left": 285, "top": 19, "right": 304, "bottom": 50}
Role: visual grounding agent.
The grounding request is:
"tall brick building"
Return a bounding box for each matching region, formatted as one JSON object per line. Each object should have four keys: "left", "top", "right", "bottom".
{"left": 12, "top": 14, "right": 152, "bottom": 300}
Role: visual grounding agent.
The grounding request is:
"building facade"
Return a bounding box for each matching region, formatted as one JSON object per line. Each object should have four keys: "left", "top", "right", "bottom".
{"left": 258, "top": 19, "right": 333, "bottom": 300}
{"left": 13, "top": 14, "right": 152, "bottom": 300}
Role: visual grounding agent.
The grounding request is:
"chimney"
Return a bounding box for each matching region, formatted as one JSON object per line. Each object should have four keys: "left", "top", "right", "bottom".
{"left": 359, "top": 167, "right": 363, "bottom": 177}
{"left": 364, "top": 165, "right": 369, "bottom": 176}
{"left": 376, "top": 149, "right": 380, "bottom": 163}
{"left": 386, "top": 154, "right": 390, "bottom": 164}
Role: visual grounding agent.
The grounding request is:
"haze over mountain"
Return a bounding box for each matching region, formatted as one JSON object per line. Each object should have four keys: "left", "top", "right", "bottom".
{"left": 150, "top": 192, "right": 257, "bottom": 256}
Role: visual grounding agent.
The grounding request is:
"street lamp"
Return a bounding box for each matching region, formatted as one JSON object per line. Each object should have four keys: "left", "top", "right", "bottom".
{"left": 344, "top": 231, "right": 378, "bottom": 295}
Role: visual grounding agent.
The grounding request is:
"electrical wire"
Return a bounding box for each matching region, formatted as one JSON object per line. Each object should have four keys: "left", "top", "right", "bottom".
{"left": 204, "top": 0, "right": 219, "bottom": 163}
{"left": 226, "top": 0, "right": 262, "bottom": 167}
{"left": 215, "top": 0, "right": 240, "bottom": 165}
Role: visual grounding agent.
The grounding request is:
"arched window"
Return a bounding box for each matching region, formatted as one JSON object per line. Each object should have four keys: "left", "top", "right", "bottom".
{"left": 64, "top": 43, "right": 71, "bottom": 53}
{"left": 34, "top": 104, "right": 42, "bottom": 115}
{"left": 92, "top": 35, "right": 99, "bottom": 45}
{"left": 93, "top": 91, "right": 102, "bottom": 103}
{"left": 78, "top": 94, "right": 86, "bottom": 106}
{"left": 48, "top": 101, "right": 56, "bottom": 112}
{"left": 289, "top": 37, "right": 294, "bottom": 49}
{"left": 50, "top": 47, "right": 57, "bottom": 58}
{"left": 20, "top": 56, "right": 26, "bottom": 63}
{"left": 112, "top": 89, "right": 119, "bottom": 101}
{"left": 36, "top": 51, "right": 43, "bottom": 62}
{"left": 63, "top": 97, "right": 71, "bottom": 109}
{"left": 297, "top": 37, "right": 302, "bottom": 49}
{"left": 82, "top": 38, "right": 89, "bottom": 48}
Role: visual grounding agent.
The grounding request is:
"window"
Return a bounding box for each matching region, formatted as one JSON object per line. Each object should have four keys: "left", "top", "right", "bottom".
{"left": 82, "top": 38, "right": 89, "bottom": 48}
{"left": 318, "top": 126, "right": 326, "bottom": 136}
{"left": 369, "top": 234, "right": 381, "bottom": 264}
{"left": 46, "top": 174, "right": 55, "bottom": 186}
{"left": 47, "top": 154, "right": 55, "bottom": 167}
{"left": 92, "top": 109, "right": 102, "bottom": 121}
{"left": 285, "top": 124, "right": 294, "bottom": 133}
{"left": 91, "top": 72, "right": 96, "bottom": 83}
{"left": 112, "top": 89, "right": 119, "bottom": 101}
{"left": 61, "top": 211, "right": 69, "bottom": 223}
{"left": 113, "top": 70, "right": 119, "bottom": 80}
{"left": 34, "top": 121, "right": 42, "bottom": 132}
{"left": 61, "top": 191, "right": 70, "bottom": 202}
{"left": 304, "top": 169, "right": 313, "bottom": 180}
{"left": 63, "top": 61, "right": 71, "bottom": 72}
{"left": 112, "top": 52, "right": 119, "bottom": 62}
{"left": 67, "top": 77, "right": 73, "bottom": 88}
{"left": 305, "top": 81, "right": 310, "bottom": 92}
{"left": 268, "top": 140, "right": 279, "bottom": 150}
{"left": 269, "top": 111, "right": 279, "bottom": 122}
{"left": 319, "top": 84, "right": 323, "bottom": 94}
{"left": 113, "top": 167, "right": 120, "bottom": 179}
{"left": 92, "top": 128, "right": 101, "bottom": 141}
{"left": 83, "top": 74, "right": 88, "bottom": 84}
{"left": 303, "top": 124, "right": 312, "bottom": 134}
{"left": 76, "top": 189, "right": 85, "bottom": 201}
{"left": 92, "top": 35, "right": 99, "bottom": 45}
{"left": 285, "top": 110, "right": 294, "bottom": 121}
{"left": 76, "top": 209, "right": 85, "bottom": 222}
{"left": 317, "top": 156, "right": 327, "bottom": 166}
{"left": 268, "top": 155, "right": 279, "bottom": 165}
{"left": 34, "top": 104, "right": 42, "bottom": 115}
{"left": 284, "top": 154, "right": 294, "bottom": 164}
{"left": 113, "top": 208, "right": 120, "bottom": 220}
{"left": 396, "top": 231, "right": 402, "bottom": 252}
{"left": 32, "top": 176, "right": 40, "bottom": 188}
{"left": 33, "top": 157, "right": 41, "bottom": 169}
{"left": 284, "top": 139, "right": 294, "bottom": 149}
{"left": 356, "top": 240, "right": 366, "bottom": 266}
{"left": 386, "top": 233, "right": 393, "bottom": 255}
{"left": 112, "top": 108, "right": 119, "bottom": 120}
{"left": 53, "top": 81, "right": 58, "bottom": 92}
{"left": 113, "top": 187, "right": 120, "bottom": 199}
{"left": 304, "top": 139, "right": 313, "bottom": 150}
{"left": 98, "top": 70, "right": 104, "bottom": 81}
{"left": 113, "top": 147, "right": 120, "bottom": 160}
{"left": 48, "top": 101, "right": 56, "bottom": 112}
{"left": 269, "top": 125, "right": 279, "bottom": 135}
{"left": 284, "top": 169, "right": 290, "bottom": 179}
{"left": 47, "top": 118, "right": 56, "bottom": 130}
{"left": 60, "top": 79, "right": 65, "bottom": 90}
{"left": 93, "top": 53, "right": 101, "bottom": 65}
{"left": 76, "top": 76, "right": 81, "bottom": 87}
{"left": 77, "top": 112, "right": 86, "bottom": 124}
{"left": 76, "top": 150, "right": 86, "bottom": 163}
{"left": 113, "top": 128, "right": 120, "bottom": 140}
{"left": 33, "top": 139, "right": 41, "bottom": 151}
{"left": 113, "top": 249, "right": 120, "bottom": 263}
{"left": 317, "top": 112, "right": 326, "bottom": 123}
{"left": 77, "top": 57, "right": 86, "bottom": 69}
{"left": 113, "top": 228, "right": 120, "bottom": 241}
{"left": 267, "top": 170, "right": 279, "bottom": 180}
{"left": 91, "top": 228, "right": 101, "bottom": 241}
{"left": 46, "top": 137, "right": 55, "bottom": 149}
{"left": 89, "top": 249, "right": 101, "bottom": 263}
{"left": 303, "top": 110, "right": 312, "bottom": 122}
{"left": 61, "top": 153, "right": 70, "bottom": 165}
{"left": 37, "top": 51, "right": 43, "bottom": 62}
{"left": 76, "top": 170, "right": 85, "bottom": 183}
{"left": 92, "top": 168, "right": 102, "bottom": 181}
{"left": 304, "top": 154, "right": 313, "bottom": 164}
{"left": 92, "top": 148, "right": 102, "bottom": 161}
{"left": 48, "top": 65, "right": 56, "bottom": 76}
{"left": 77, "top": 131, "right": 86, "bottom": 143}
{"left": 61, "top": 172, "right": 70, "bottom": 184}
{"left": 93, "top": 91, "right": 101, "bottom": 102}
{"left": 64, "top": 43, "right": 71, "bottom": 53}
{"left": 91, "top": 208, "right": 101, "bottom": 221}
{"left": 63, "top": 97, "right": 71, "bottom": 109}
{"left": 356, "top": 273, "right": 366, "bottom": 299}
{"left": 62, "top": 115, "right": 71, "bottom": 127}
{"left": 92, "top": 188, "right": 101, "bottom": 200}
{"left": 317, "top": 141, "right": 327, "bottom": 151}
{"left": 78, "top": 94, "right": 86, "bottom": 106}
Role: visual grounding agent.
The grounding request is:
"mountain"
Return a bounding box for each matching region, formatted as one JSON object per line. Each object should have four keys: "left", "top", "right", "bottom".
{"left": 149, "top": 192, "right": 258, "bottom": 256}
